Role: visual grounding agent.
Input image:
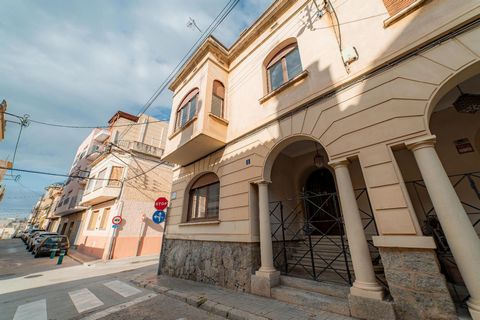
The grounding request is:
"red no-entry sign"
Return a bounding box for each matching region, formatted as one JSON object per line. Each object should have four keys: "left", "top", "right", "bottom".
{"left": 155, "top": 197, "right": 168, "bottom": 210}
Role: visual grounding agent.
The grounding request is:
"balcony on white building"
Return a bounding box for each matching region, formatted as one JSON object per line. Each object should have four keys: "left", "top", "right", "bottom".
{"left": 117, "top": 140, "right": 163, "bottom": 158}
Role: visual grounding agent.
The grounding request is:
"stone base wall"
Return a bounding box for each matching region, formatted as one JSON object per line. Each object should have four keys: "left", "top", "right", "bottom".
{"left": 379, "top": 247, "right": 456, "bottom": 319}
{"left": 160, "top": 239, "right": 261, "bottom": 292}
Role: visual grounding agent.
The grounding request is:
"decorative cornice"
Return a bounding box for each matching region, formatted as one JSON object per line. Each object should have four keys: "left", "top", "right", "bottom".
{"left": 168, "top": 0, "right": 296, "bottom": 92}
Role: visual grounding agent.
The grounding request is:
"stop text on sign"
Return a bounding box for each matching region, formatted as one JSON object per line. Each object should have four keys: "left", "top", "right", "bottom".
{"left": 154, "top": 197, "right": 168, "bottom": 210}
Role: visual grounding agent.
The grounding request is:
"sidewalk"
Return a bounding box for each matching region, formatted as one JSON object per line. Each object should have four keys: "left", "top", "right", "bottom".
{"left": 131, "top": 273, "right": 354, "bottom": 320}
{"left": 67, "top": 248, "right": 100, "bottom": 264}
{"left": 0, "top": 255, "right": 158, "bottom": 295}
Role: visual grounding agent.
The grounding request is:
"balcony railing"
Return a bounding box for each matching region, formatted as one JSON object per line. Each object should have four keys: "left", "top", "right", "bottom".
{"left": 117, "top": 140, "right": 163, "bottom": 157}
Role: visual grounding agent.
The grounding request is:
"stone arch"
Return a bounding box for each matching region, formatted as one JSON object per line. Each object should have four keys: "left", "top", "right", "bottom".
{"left": 425, "top": 60, "right": 480, "bottom": 126}
{"left": 261, "top": 133, "right": 330, "bottom": 182}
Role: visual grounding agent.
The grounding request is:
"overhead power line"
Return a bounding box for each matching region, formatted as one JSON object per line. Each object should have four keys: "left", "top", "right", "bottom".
{"left": 119, "top": 0, "right": 240, "bottom": 141}
{"left": 3, "top": 111, "right": 167, "bottom": 129}
{"left": 0, "top": 166, "right": 119, "bottom": 182}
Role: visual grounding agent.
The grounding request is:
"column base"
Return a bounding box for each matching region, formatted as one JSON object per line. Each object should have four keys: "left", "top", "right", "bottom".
{"left": 348, "top": 294, "right": 396, "bottom": 320}
{"left": 350, "top": 281, "right": 384, "bottom": 300}
{"left": 251, "top": 270, "right": 280, "bottom": 297}
{"left": 467, "top": 298, "right": 480, "bottom": 320}
{"left": 379, "top": 247, "right": 456, "bottom": 319}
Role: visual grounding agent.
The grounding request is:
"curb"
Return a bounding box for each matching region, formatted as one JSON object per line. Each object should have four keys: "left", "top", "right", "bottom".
{"left": 130, "top": 278, "right": 269, "bottom": 320}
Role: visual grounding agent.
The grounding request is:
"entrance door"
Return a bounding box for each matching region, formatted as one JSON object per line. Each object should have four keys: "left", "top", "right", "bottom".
{"left": 304, "top": 168, "right": 341, "bottom": 235}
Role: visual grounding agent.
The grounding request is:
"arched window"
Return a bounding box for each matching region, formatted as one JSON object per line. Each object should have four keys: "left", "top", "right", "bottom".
{"left": 211, "top": 80, "right": 225, "bottom": 118}
{"left": 188, "top": 173, "right": 220, "bottom": 221}
{"left": 176, "top": 88, "right": 199, "bottom": 129}
{"left": 266, "top": 43, "right": 303, "bottom": 92}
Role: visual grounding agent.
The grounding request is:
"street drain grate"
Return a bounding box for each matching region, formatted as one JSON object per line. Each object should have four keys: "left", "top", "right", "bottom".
{"left": 24, "top": 274, "right": 43, "bottom": 278}
{"left": 0, "top": 274, "right": 16, "bottom": 279}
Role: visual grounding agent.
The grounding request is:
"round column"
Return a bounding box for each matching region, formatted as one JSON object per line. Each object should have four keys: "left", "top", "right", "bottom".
{"left": 331, "top": 160, "right": 384, "bottom": 300}
{"left": 257, "top": 181, "right": 276, "bottom": 273}
{"left": 407, "top": 137, "right": 480, "bottom": 317}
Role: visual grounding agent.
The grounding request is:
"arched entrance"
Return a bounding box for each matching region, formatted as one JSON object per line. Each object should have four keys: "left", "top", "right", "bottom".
{"left": 264, "top": 137, "right": 381, "bottom": 285}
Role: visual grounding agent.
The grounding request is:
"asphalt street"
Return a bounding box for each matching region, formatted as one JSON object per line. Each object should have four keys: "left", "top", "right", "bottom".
{"left": 0, "top": 239, "right": 223, "bottom": 320}
{"left": 0, "top": 239, "right": 79, "bottom": 280}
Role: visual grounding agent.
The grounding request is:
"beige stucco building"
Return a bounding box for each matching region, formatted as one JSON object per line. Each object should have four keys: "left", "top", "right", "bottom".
{"left": 31, "top": 184, "right": 64, "bottom": 231}
{"left": 53, "top": 128, "right": 110, "bottom": 245}
{"left": 76, "top": 111, "right": 173, "bottom": 260}
{"left": 160, "top": 1, "right": 480, "bottom": 319}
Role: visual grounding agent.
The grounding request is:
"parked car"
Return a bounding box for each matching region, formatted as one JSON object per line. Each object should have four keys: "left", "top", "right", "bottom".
{"left": 22, "top": 229, "right": 43, "bottom": 243}
{"left": 13, "top": 230, "right": 24, "bottom": 238}
{"left": 32, "top": 235, "right": 70, "bottom": 258}
{"left": 28, "top": 232, "right": 58, "bottom": 251}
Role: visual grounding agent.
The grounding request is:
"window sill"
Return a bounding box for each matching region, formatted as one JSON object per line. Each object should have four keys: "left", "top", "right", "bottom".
{"left": 259, "top": 70, "right": 309, "bottom": 104}
{"left": 168, "top": 116, "right": 198, "bottom": 139}
{"left": 178, "top": 220, "right": 220, "bottom": 227}
{"left": 208, "top": 113, "right": 229, "bottom": 125}
{"left": 383, "top": 0, "right": 424, "bottom": 28}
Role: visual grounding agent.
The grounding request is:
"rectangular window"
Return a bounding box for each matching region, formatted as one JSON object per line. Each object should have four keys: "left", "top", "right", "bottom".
{"left": 268, "top": 61, "right": 284, "bottom": 91}
{"left": 180, "top": 107, "right": 188, "bottom": 127}
{"left": 189, "top": 182, "right": 220, "bottom": 220}
{"left": 189, "top": 96, "right": 197, "bottom": 120}
{"left": 211, "top": 95, "right": 223, "bottom": 118}
{"left": 99, "top": 208, "right": 110, "bottom": 230}
{"left": 108, "top": 166, "right": 124, "bottom": 187}
{"left": 285, "top": 47, "right": 302, "bottom": 80}
{"left": 93, "top": 168, "right": 107, "bottom": 191}
{"left": 87, "top": 210, "right": 100, "bottom": 230}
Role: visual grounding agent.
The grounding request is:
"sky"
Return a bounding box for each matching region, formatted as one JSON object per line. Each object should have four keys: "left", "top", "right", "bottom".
{"left": 0, "top": 0, "right": 274, "bottom": 218}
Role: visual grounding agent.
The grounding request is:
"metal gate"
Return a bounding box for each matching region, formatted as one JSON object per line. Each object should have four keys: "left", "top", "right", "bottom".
{"left": 270, "top": 189, "right": 385, "bottom": 286}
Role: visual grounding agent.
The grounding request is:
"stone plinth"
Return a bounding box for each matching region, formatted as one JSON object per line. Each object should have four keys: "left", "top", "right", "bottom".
{"left": 379, "top": 247, "right": 456, "bottom": 319}
{"left": 160, "top": 239, "right": 260, "bottom": 292}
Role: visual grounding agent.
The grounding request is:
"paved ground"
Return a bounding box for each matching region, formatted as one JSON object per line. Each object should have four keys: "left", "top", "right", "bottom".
{"left": 133, "top": 273, "right": 355, "bottom": 320}
{"left": 0, "top": 239, "right": 79, "bottom": 279}
{"left": 0, "top": 264, "right": 222, "bottom": 320}
{"left": 86, "top": 293, "right": 224, "bottom": 320}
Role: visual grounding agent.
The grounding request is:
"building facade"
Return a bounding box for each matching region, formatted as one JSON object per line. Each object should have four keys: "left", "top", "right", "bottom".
{"left": 161, "top": 0, "right": 480, "bottom": 319}
{"left": 76, "top": 111, "right": 173, "bottom": 260}
{"left": 54, "top": 128, "right": 110, "bottom": 245}
{"left": 31, "top": 184, "right": 64, "bottom": 231}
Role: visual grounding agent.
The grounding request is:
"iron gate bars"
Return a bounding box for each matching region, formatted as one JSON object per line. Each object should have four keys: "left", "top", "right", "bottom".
{"left": 270, "top": 191, "right": 353, "bottom": 284}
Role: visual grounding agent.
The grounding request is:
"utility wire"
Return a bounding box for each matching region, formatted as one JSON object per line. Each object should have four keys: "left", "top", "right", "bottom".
{"left": 0, "top": 166, "right": 119, "bottom": 182}
{"left": 119, "top": 0, "right": 240, "bottom": 141}
{"left": 3, "top": 111, "right": 167, "bottom": 129}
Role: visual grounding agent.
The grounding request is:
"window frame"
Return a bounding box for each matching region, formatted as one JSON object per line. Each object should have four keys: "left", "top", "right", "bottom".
{"left": 211, "top": 80, "right": 225, "bottom": 119}
{"left": 266, "top": 44, "right": 303, "bottom": 92}
{"left": 187, "top": 179, "right": 220, "bottom": 222}
{"left": 87, "top": 210, "right": 100, "bottom": 230}
{"left": 175, "top": 88, "right": 199, "bottom": 130}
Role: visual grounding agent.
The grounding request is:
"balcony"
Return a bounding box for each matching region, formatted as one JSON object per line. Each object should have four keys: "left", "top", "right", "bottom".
{"left": 93, "top": 129, "right": 110, "bottom": 142}
{"left": 54, "top": 193, "right": 87, "bottom": 216}
{"left": 163, "top": 119, "right": 227, "bottom": 166}
{"left": 117, "top": 140, "right": 163, "bottom": 158}
{"left": 80, "top": 184, "right": 120, "bottom": 206}
{"left": 86, "top": 145, "right": 104, "bottom": 160}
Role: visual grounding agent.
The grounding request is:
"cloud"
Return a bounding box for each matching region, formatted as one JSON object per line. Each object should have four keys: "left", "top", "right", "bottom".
{"left": 0, "top": 0, "right": 273, "bottom": 217}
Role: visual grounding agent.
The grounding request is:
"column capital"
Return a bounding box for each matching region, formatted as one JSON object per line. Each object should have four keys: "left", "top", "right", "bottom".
{"left": 405, "top": 135, "right": 436, "bottom": 151}
{"left": 328, "top": 158, "right": 350, "bottom": 169}
{"left": 256, "top": 179, "right": 271, "bottom": 185}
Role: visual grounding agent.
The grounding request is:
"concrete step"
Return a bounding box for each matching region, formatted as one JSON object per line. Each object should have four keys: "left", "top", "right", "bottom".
{"left": 271, "top": 285, "right": 351, "bottom": 316}
{"left": 280, "top": 275, "right": 349, "bottom": 298}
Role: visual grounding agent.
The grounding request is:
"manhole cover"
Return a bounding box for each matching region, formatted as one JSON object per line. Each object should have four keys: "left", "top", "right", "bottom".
{"left": 24, "top": 274, "right": 43, "bottom": 278}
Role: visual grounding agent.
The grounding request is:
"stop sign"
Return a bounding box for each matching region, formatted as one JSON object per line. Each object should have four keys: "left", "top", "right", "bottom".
{"left": 155, "top": 197, "right": 168, "bottom": 210}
